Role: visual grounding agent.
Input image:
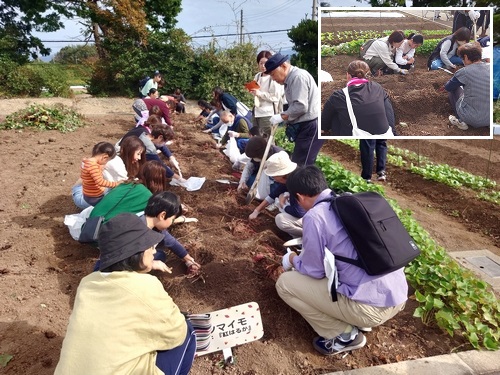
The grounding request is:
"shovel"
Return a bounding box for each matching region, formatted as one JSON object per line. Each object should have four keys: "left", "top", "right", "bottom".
{"left": 245, "top": 122, "right": 279, "bottom": 205}
{"left": 438, "top": 67, "right": 454, "bottom": 75}
{"left": 216, "top": 179, "right": 238, "bottom": 185}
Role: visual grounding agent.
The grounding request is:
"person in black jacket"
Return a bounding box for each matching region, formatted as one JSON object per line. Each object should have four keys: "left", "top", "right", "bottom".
{"left": 321, "top": 60, "right": 395, "bottom": 137}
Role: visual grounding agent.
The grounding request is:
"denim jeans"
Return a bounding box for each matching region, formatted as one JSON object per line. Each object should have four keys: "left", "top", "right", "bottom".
{"left": 72, "top": 184, "right": 91, "bottom": 210}
{"left": 430, "top": 55, "right": 463, "bottom": 70}
{"left": 359, "top": 140, "right": 387, "bottom": 180}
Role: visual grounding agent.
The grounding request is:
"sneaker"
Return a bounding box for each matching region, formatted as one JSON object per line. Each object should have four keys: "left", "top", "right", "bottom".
{"left": 377, "top": 171, "right": 387, "bottom": 181}
{"left": 312, "top": 329, "right": 366, "bottom": 355}
{"left": 357, "top": 326, "right": 372, "bottom": 332}
{"left": 449, "top": 115, "right": 469, "bottom": 130}
{"left": 364, "top": 179, "right": 372, "bottom": 184}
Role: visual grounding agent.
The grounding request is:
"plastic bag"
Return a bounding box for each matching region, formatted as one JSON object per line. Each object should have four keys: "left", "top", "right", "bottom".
{"left": 223, "top": 137, "right": 241, "bottom": 164}
{"left": 64, "top": 206, "right": 94, "bottom": 241}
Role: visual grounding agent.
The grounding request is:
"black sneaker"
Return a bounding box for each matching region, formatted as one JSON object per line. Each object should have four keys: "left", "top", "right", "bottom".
{"left": 313, "top": 329, "right": 366, "bottom": 355}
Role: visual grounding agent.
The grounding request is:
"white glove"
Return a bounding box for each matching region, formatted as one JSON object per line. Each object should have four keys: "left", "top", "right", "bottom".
{"left": 237, "top": 181, "right": 248, "bottom": 192}
{"left": 249, "top": 209, "right": 259, "bottom": 220}
{"left": 400, "top": 69, "right": 409, "bottom": 75}
{"left": 228, "top": 130, "right": 239, "bottom": 138}
{"left": 270, "top": 114, "right": 283, "bottom": 125}
{"left": 281, "top": 249, "right": 295, "bottom": 271}
{"left": 468, "top": 10, "right": 480, "bottom": 21}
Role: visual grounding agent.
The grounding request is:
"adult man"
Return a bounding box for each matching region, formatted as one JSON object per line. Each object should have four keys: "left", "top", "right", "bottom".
{"left": 264, "top": 53, "right": 324, "bottom": 166}
{"left": 277, "top": 165, "right": 407, "bottom": 355}
{"left": 216, "top": 110, "right": 251, "bottom": 151}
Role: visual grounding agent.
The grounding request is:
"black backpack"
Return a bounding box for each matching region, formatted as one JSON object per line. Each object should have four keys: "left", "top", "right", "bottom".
{"left": 138, "top": 76, "right": 150, "bottom": 90}
{"left": 317, "top": 191, "right": 420, "bottom": 276}
{"left": 359, "top": 38, "right": 376, "bottom": 58}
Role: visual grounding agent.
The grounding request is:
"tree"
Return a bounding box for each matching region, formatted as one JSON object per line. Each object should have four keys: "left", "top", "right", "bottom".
{"left": 288, "top": 19, "right": 318, "bottom": 83}
{"left": 0, "top": 0, "right": 72, "bottom": 61}
{"left": 0, "top": 0, "right": 182, "bottom": 60}
{"left": 53, "top": 45, "right": 98, "bottom": 64}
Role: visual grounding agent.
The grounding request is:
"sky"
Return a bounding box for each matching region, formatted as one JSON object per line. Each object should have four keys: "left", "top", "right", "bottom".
{"left": 33, "top": 0, "right": 329, "bottom": 58}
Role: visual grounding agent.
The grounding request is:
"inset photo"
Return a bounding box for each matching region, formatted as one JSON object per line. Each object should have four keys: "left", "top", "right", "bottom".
{"left": 319, "top": 8, "right": 493, "bottom": 138}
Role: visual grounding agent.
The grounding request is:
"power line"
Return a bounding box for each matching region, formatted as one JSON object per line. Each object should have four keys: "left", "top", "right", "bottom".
{"left": 191, "top": 28, "right": 289, "bottom": 39}
{"left": 38, "top": 28, "right": 291, "bottom": 43}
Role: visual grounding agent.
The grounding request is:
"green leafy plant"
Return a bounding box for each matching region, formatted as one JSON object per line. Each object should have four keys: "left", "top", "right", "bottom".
{"left": 0, "top": 104, "right": 84, "bottom": 132}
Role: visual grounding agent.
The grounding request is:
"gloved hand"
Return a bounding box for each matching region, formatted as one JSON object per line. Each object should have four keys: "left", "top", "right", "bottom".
{"left": 249, "top": 209, "right": 259, "bottom": 220}
{"left": 237, "top": 181, "right": 248, "bottom": 192}
{"left": 270, "top": 113, "right": 283, "bottom": 125}
{"left": 281, "top": 249, "right": 296, "bottom": 271}
{"left": 228, "top": 130, "right": 239, "bottom": 138}
{"left": 185, "top": 259, "right": 202, "bottom": 278}
{"left": 468, "top": 10, "right": 480, "bottom": 21}
{"left": 400, "top": 69, "right": 409, "bottom": 75}
{"left": 183, "top": 217, "right": 198, "bottom": 223}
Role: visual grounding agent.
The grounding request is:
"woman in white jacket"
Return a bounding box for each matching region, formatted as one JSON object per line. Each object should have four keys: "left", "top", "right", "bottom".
{"left": 248, "top": 50, "right": 285, "bottom": 137}
{"left": 394, "top": 33, "right": 424, "bottom": 71}
{"left": 363, "top": 30, "right": 409, "bottom": 76}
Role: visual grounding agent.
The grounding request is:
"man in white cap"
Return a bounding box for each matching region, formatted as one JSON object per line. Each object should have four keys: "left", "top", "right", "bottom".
{"left": 264, "top": 53, "right": 324, "bottom": 166}
{"left": 248, "top": 151, "right": 305, "bottom": 238}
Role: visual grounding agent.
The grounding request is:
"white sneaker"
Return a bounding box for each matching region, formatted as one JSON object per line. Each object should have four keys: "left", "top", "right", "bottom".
{"left": 449, "top": 115, "right": 468, "bottom": 130}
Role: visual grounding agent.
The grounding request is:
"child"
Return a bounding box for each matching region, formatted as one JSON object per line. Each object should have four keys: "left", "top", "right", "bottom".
{"left": 81, "top": 142, "right": 121, "bottom": 206}
{"left": 141, "top": 191, "right": 201, "bottom": 276}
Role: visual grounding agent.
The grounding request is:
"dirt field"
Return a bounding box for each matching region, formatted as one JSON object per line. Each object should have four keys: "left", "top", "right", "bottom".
{"left": 0, "top": 97, "right": 498, "bottom": 374}
{"left": 321, "top": 13, "right": 491, "bottom": 136}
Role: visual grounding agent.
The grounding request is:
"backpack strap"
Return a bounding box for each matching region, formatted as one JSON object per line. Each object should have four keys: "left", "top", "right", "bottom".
{"left": 313, "top": 191, "right": 363, "bottom": 269}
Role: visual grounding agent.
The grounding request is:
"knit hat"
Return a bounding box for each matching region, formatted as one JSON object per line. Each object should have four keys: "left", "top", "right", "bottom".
{"left": 97, "top": 213, "right": 164, "bottom": 271}
{"left": 245, "top": 136, "right": 268, "bottom": 159}
{"left": 263, "top": 151, "right": 297, "bottom": 177}
{"left": 264, "top": 53, "right": 289, "bottom": 74}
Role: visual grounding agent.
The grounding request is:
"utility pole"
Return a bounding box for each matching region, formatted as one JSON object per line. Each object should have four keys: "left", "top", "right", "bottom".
{"left": 240, "top": 9, "right": 244, "bottom": 44}
{"left": 312, "top": 0, "right": 317, "bottom": 21}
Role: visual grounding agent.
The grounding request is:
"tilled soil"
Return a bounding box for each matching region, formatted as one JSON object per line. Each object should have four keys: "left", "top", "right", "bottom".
{"left": 0, "top": 98, "right": 498, "bottom": 374}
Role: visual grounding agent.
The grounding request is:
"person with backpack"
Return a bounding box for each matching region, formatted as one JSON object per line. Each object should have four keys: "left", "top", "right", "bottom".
{"left": 362, "top": 30, "right": 409, "bottom": 75}
{"left": 139, "top": 70, "right": 162, "bottom": 98}
{"left": 212, "top": 86, "right": 252, "bottom": 121}
{"left": 276, "top": 165, "right": 408, "bottom": 356}
{"left": 321, "top": 60, "right": 396, "bottom": 137}
{"left": 445, "top": 42, "right": 490, "bottom": 130}
{"left": 394, "top": 33, "right": 424, "bottom": 71}
{"left": 427, "top": 27, "right": 471, "bottom": 71}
